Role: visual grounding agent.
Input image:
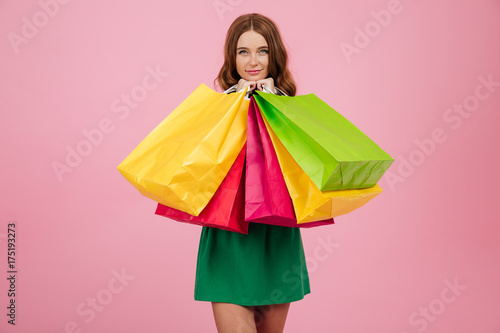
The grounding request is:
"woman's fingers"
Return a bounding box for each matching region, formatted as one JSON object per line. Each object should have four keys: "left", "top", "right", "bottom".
{"left": 238, "top": 78, "right": 278, "bottom": 94}
{"left": 237, "top": 79, "right": 257, "bottom": 92}
{"left": 256, "top": 78, "right": 275, "bottom": 93}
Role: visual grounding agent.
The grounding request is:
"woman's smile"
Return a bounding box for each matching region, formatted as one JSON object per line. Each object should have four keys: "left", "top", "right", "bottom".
{"left": 246, "top": 69, "right": 262, "bottom": 75}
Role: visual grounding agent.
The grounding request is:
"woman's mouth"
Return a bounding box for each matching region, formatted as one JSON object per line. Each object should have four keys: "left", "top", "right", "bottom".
{"left": 246, "top": 70, "right": 261, "bottom": 75}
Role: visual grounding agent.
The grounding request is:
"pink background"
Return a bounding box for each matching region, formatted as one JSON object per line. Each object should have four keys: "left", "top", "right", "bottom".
{"left": 1, "top": 0, "right": 500, "bottom": 332}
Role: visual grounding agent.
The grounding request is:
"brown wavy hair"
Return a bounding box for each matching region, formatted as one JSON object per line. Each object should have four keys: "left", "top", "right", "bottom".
{"left": 215, "top": 13, "right": 296, "bottom": 96}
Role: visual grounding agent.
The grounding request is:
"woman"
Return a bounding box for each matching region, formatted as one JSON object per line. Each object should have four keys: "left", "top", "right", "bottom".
{"left": 194, "top": 13, "right": 309, "bottom": 333}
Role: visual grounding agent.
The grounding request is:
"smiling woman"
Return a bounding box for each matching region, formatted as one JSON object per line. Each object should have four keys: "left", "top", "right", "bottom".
{"left": 198, "top": 13, "right": 306, "bottom": 333}
{"left": 215, "top": 13, "right": 296, "bottom": 97}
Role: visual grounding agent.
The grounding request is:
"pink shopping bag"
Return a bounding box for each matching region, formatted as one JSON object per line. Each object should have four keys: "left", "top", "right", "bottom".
{"left": 246, "top": 97, "right": 334, "bottom": 228}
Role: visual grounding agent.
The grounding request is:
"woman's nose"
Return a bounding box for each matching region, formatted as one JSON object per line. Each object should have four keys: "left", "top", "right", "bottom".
{"left": 249, "top": 53, "right": 258, "bottom": 66}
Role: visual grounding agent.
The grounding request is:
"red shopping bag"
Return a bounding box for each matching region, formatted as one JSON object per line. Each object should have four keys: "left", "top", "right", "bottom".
{"left": 155, "top": 145, "right": 249, "bottom": 234}
{"left": 246, "top": 97, "right": 334, "bottom": 228}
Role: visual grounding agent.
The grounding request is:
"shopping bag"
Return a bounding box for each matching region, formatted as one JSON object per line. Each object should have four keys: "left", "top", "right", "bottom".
{"left": 117, "top": 84, "right": 249, "bottom": 216}
{"left": 246, "top": 97, "right": 334, "bottom": 228}
{"left": 261, "top": 113, "right": 383, "bottom": 223}
{"left": 254, "top": 91, "right": 394, "bottom": 191}
{"left": 155, "top": 145, "right": 249, "bottom": 234}
{"left": 245, "top": 96, "right": 295, "bottom": 225}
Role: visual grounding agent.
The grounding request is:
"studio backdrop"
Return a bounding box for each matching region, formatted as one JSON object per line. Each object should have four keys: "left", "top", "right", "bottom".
{"left": 1, "top": 0, "right": 499, "bottom": 332}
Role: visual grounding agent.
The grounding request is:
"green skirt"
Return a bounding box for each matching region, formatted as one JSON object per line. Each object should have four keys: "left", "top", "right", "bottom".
{"left": 194, "top": 223, "right": 310, "bottom": 306}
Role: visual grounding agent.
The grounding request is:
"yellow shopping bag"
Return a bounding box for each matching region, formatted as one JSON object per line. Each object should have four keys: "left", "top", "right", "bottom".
{"left": 117, "top": 84, "right": 249, "bottom": 216}
{"left": 262, "top": 115, "right": 383, "bottom": 223}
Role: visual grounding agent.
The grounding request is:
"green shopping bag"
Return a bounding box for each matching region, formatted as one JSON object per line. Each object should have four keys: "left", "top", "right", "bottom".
{"left": 253, "top": 91, "right": 394, "bottom": 190}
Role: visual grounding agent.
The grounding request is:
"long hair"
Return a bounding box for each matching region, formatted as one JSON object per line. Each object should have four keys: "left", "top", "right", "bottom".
{"left": 215, "top": 13, "right": 297, "bottom": 96}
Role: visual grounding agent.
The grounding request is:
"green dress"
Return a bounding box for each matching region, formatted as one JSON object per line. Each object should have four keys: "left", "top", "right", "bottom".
{"left": 194, "top": 222, "right": 310, "bottom": 306}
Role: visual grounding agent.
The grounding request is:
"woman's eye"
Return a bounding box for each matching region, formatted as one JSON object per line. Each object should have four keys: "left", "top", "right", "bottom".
{"left": 237, "top": 50, "right": 267, "bottom": 54}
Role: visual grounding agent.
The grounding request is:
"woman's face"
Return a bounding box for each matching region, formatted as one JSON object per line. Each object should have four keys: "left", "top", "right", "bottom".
{"left": 235, "top": 30, "right": 269, "bottom": 81}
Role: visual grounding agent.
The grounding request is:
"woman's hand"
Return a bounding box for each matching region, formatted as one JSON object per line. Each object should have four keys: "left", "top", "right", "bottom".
{"left": 256, "top": 77, "right": 275, "bottom": 94}
{"left": 236, "top": 77, "right": 276, "bottom": 94}
{"left": 236, "top": 78, "right": 256, "bottom": 93}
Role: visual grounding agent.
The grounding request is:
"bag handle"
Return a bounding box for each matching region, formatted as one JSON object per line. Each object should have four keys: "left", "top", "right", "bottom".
{"left": 223, "top": 83, "right": 287, "bottom": 96}
{"left": 262, "top": 84, "right": 288, "bottom": 96}
{"left": 223, "top": 84, "right": 237, "bottom": 94}
{"left": 223, "top": 84, "right": 251, "bottom": 97}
